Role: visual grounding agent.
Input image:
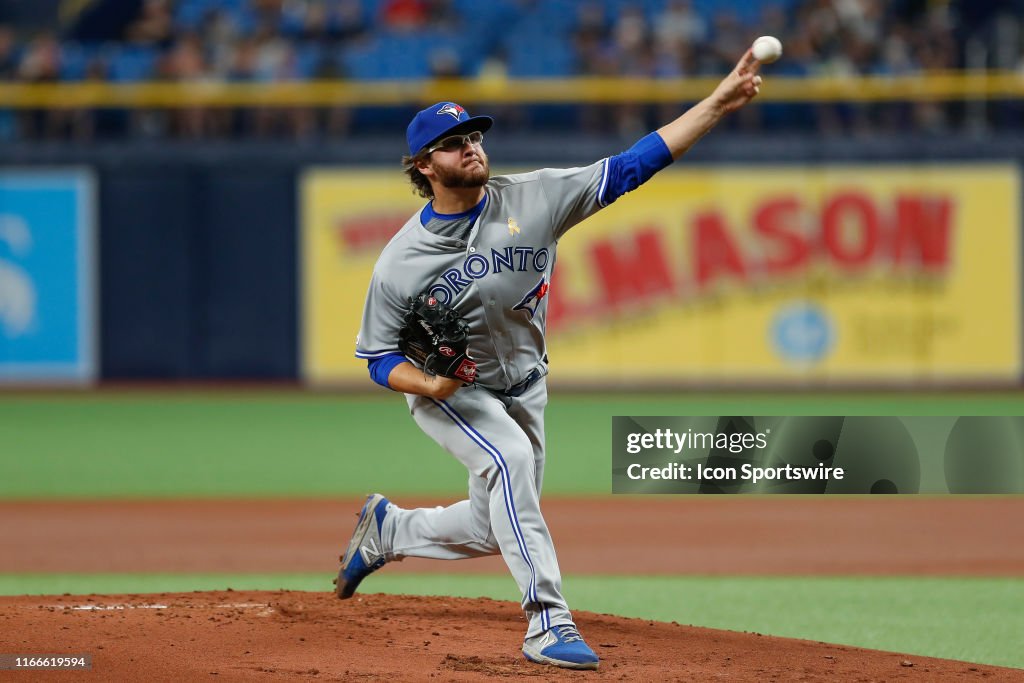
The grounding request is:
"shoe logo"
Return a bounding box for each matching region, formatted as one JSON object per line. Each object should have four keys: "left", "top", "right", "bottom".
{"left": 360, "top": 538, "right": 381, "bottom": 565}
{"left": 537, "top": 630, "right": 558, "bottom": 649}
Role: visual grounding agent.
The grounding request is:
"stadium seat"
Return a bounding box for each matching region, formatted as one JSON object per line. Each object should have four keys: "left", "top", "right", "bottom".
{"left": 59, "top": 42, "right": 97, "bottom": 81}
{"left": 294, "top": 43, "right": 326, "bottom": 79}
{"left": 106, "top": 46, "right": 159, "bottom": 82}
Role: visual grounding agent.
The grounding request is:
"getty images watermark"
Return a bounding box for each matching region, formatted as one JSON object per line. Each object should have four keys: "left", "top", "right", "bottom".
{"left": 612, "top": 416, "right": 1024, "bottom": 495}
{"left": 616, "top": 418, "right": 844, "bottom": 492}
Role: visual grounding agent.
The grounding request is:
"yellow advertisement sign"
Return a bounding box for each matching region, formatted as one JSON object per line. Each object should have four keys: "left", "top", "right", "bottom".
{"left": 301, "top": 165, "right": 1020, "bottom": 385}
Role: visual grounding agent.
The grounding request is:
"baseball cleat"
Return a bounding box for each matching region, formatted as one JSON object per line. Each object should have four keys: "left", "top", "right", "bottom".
{"left": 522, "top": 624, "right": 599, "bottom": 670}
{"left": 336, "top": 493, "right": 391, "bottom": 599}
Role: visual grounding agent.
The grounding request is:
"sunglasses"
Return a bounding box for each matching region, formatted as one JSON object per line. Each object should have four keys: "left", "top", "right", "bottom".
{"left": 426, "top": 130, "right": 484, "bottom": 154}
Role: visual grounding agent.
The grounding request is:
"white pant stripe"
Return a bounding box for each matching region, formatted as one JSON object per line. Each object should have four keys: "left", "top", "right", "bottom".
{"left": 431, "top": 398, "right": 549, "bottom": 630}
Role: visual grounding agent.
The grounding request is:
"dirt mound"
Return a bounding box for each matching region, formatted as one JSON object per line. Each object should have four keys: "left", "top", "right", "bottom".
{"left": 1, "top": 591, "right": 1019, "bottom": 681}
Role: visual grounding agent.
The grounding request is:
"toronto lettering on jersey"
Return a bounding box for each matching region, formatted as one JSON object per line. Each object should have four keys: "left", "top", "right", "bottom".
{"left": 428, "top": 247, "right": 551, "bottom": 304}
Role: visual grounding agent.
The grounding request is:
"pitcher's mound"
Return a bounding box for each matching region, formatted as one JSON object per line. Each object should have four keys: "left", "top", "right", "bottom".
{"left": 1, "top": 591, "right": 1017, "bottom": 681}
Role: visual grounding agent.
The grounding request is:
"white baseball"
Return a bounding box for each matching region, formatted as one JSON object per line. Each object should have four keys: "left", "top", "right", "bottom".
{"left": 752, "top": 35, "right": 783, "bottom": 64}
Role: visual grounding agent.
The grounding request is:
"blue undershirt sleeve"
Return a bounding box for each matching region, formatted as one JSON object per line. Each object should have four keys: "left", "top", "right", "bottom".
{"left": 367, "top": 352, "right": 407, "bottom": 390}
{"left": 600, "top": 132, "right": 674, "bottom": 206}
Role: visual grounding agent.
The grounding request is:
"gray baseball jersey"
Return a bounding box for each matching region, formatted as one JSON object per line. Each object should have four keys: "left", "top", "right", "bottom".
{"left": 356, "top": 161, "right": 608, "bottom": 388}
{"left": 355, "top": 160, "right": 609, "bottom": 638}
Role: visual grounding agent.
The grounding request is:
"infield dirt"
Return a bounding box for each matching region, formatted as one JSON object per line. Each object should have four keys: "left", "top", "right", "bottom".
{"left": 5, "top": 497, "right": 1024, "bottom": 574}
{"left": 3, "top": 497, "right": 1024, "bottom": 681}
{"left": 2, "top": 591, "right": 1023, "bottom": 681}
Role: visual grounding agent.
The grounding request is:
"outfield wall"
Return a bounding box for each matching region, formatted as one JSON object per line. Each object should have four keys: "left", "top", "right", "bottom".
{"left": 1, "top": 135, "right": 1022, "bottom": 385}
{"left": 304, "top": 164, "right": 1020, "bottom": 386}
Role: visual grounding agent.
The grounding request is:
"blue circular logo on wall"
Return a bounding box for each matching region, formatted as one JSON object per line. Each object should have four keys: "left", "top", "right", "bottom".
{"left": 770, "top": 303, "right": 835, "bottom": 363}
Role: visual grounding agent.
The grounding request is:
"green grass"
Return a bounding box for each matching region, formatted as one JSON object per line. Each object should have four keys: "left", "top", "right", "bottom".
{"left": 3, "top": 391, "right": 1024, "bottom": 498}
{"left": 5, "top": 394, "right": 1021, "bottom": 669}
{"left": 2, "top": 573, "right": 1021, "bottom": 670}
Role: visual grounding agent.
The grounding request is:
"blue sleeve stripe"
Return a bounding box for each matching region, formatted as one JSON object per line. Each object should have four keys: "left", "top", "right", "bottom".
{"left": 355, "top": 348, "right": 401, "bottom": 359}
{"left": 596, "top": 158, "right": 611, "bottom": 208}
{"left": 368, "top": 352, "right": 407, "bottom": 389}
{"left": 602, "top": 132, "right": 674, "bottom": 206}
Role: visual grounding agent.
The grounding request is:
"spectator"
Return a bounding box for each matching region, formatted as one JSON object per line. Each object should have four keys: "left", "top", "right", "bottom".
{"left": 654, "top": 0, "right": 708, "bottom": 50}
{"left": 204, "top": 9, "right": 243, "bottom": 75}
{"left": 0, "top": 26, "right": 17, "bottom": 140}
{"left": 381, "top": 0, "right": 428, "bottom": 32}
{"left": 706, "top": 9, "right": 749, "bottom": 74}
{"left": 247, "top": 0, "right": 286, "bottom": 29}
{"left": 244, "top": 24, "right": 318, "bottom": 139}
{"left": 0, "top": 25, "right": 17, "bottom": 79}
{"left": 575, "top": 0, "right": 609, "bottom": 47}
{"left": 280, "top": 0, "right": 369, "bottom": 44}
{"left": 125, "top": 0, "right": 173, "bottom": 46}
{"left": 0, "top": 0, "right": 1020, "bottom": 141}
{"left": 429, "top": 46, "right": 461, "bottom": 78}
{"left": 609, "top": 5, "right": 654, "bottom": 136}
{"left": 227, "top": 37, "right": 260, "bottom": 82}
{"left": 425, "top": 0, "right": 462, "bottom": 32}
{"left": 572, "top": 1, "right": 613, "bottom": 75}
{"left": 287, "top": 2, "right": 331, "bottom": 42}
{"left": 17, "top": 31, "right": 60, "bottom": 82}
{"left": 160, "top": 32, "right": 216, "bottom": 138}
{"left": 611, "top": 5, "right": 649, "bottom": 73}
{"left": 334, "top": 0, "right": 370, "bottom": 43}
{"left": 17, "top": 31, "right": 100, "bottom": 140}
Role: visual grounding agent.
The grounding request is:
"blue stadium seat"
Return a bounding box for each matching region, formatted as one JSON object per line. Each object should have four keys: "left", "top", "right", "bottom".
{"left": 692, "top": 0, "right": 798, "bottom": 25}
{"left": 342, "top": 30, "right": 481, "bottom": 80}
{"left": 451, "top": 0, "right": 519, "bottom": 23}
{"left": 340, "top": 39, "right": 387, "bottom": 80}
{"left": 174, "top": 0, "right": 212, "bottom": 30}
{"left": 294, "top": 42, "right": 326, "bottom": 78}
{"left": 378, "top": 34, "right": 433, "bottom": 78}
{"left": 59, "top": 42, "right": 107, "bottom": 81}
{"left": 279, "top": 10, "right": 306, "bottom": 38}
{"left": 530, "top": 0, "right": 584, "bottom": 31}
{"left": 106, "top": 46, "right": 159, "bottom": 82}
{"left": 502, "top": 19, "right": 576, "bottom": 77}
{"left": 59, "top": 42, "right": 93, "bottom": 81}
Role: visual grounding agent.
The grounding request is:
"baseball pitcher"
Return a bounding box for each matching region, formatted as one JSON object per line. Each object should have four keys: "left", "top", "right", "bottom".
{"left": 338, "top": 48, "right": 766, "bottom": 670}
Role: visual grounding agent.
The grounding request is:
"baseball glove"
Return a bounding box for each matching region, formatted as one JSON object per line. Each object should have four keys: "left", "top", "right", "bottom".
{"left": 398, "top": 293, "right": 478, "bottom": 383}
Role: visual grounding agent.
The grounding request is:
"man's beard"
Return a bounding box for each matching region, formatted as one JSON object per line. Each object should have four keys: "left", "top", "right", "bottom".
{"left": 434, "top": 158, "right": 490, "bottom": 189}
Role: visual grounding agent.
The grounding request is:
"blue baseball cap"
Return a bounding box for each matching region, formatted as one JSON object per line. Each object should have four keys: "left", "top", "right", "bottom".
{"left": 406, "top": 102, "right": 493, "bottom": 156}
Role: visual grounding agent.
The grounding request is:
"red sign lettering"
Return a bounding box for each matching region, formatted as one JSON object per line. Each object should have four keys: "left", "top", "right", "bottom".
{"left": 590, "top": 228, "right": 675, "bottom": 307}
{"left": 336, "top": 213, "right": 407, "bottom": 253}
{"left": 753, "top": 196, "right": 811, "bottom": 274}
{"left": 892, "top": 196, "right": 953, "bottom": 269}
{"left": 822, "top": 192, "right": 880, "bottom": 268}
{"left": 693, "top": 212, "right": 747, "bottom": 287}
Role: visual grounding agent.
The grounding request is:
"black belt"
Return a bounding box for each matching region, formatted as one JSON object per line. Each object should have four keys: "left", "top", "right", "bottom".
{"left": 504, "top": 366, "right": 544, "bottom": 397}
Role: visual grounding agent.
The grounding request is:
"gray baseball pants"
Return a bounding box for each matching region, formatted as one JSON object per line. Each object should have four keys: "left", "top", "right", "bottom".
{"left": 380, "top": 378, "right": 571, "bottom": 637}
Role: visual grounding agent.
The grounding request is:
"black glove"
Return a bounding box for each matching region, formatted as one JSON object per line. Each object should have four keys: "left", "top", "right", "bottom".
{"left": 398, "top": 293, "right": 477, "bottom": 383}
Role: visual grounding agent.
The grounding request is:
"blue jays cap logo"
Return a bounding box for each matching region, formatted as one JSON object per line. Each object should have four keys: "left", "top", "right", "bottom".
{"left": 407, "top": 102, "right": 494, "bottom": 156}
{"left": 437, "top": 103, "right": 466, "bottom": 120}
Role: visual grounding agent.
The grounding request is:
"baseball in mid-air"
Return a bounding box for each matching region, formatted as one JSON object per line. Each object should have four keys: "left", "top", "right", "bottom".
{"left": 752, "top": 36, "right": 783, "bottom": 64}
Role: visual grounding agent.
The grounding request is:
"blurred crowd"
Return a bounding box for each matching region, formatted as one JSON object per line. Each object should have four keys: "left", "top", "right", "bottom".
{"left": 0, "top": 0, "right": 1022, "bottom": 141}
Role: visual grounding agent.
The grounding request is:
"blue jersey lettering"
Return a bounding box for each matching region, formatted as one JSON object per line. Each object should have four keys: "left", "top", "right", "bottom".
{"left": 491, "top": 247, "right": 515, "bottom": 273}
{"left": 465, "top": 254, "right": 490, "bottom": 279}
